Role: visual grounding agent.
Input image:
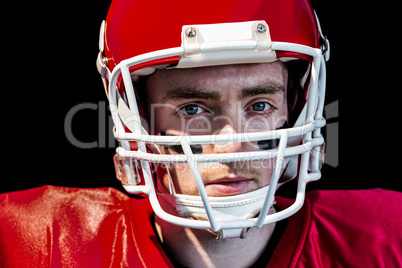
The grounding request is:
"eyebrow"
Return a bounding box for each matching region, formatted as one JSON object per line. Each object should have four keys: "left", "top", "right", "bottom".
{"left": 162, "top": 83, "right": 285, "bottom": 102}
{"left": 162, "top": 87, "right": 222, "bottom": 102}
{"left": 239, "top": 84, "right": 285, "bottom": 99}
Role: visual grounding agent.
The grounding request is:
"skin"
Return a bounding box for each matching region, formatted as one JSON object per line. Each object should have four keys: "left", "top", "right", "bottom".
{"left": 146, "top": 61, "right": 289, "bottom": 197}
{"left": 143, "top": 61, "right": 293, "bottom": 267}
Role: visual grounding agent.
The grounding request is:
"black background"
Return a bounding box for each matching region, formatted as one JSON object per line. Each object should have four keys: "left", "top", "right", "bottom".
{"left": 2, "top": 1, "right": 400, "bottom": 194}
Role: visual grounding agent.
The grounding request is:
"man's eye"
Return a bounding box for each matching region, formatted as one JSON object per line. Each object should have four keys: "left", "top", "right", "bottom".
{"left": 179, "top": 104, "right": 204, "bottom": 115}
{"left": 251, "top": 102, "right": 270, "bottom": 112}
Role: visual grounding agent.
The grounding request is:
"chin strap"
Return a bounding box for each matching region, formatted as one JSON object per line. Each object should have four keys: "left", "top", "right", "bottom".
{"left": 202, "top": 209, "right": 262, "bottom": 239}
{"left": 204, "top": 226, "right": 253, "bottom": 239}
{"left": 160, "top": 186, "right": 275, "bottom": 239}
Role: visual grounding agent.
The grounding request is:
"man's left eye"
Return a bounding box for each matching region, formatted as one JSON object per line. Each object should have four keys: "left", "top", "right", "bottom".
{"left": 251, "top": 102, "right": 270, "bottom": 112}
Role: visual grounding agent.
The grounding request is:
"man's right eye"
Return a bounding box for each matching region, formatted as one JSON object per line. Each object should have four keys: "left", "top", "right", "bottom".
{"left": 178, "top": 104, "right": 204, "bottom": 115}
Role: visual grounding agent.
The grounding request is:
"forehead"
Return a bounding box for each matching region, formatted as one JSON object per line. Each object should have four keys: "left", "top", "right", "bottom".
{"left": 145, "top": 61, "right": 288, "bottom": 95}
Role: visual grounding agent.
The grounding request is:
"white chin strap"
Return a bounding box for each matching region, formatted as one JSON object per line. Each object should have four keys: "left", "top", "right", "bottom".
{"left": 160, "top": 186, "right": 274, "bottom": 239}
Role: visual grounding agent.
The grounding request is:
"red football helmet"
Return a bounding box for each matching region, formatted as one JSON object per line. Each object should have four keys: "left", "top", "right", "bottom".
{"left": 97, "top": 0, "right": 329, "bottom": 239}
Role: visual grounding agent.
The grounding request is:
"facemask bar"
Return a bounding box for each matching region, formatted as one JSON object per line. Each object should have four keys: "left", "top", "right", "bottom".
{"left": 105, "top": 21, "right": 327, "bottom": 234}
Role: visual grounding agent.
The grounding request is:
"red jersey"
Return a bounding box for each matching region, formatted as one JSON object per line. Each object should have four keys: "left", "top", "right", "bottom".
{"left": 0, "top": 186, "right": 401, "bottom": 267}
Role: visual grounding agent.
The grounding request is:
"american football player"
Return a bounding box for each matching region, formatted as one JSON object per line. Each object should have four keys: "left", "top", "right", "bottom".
{"left": 1, "top": 0, "right": 401, "bottom": 267}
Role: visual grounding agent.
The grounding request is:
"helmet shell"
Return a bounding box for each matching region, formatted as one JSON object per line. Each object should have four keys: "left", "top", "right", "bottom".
{"left": 103, "top": 0, "right": 320, "bottom": 71}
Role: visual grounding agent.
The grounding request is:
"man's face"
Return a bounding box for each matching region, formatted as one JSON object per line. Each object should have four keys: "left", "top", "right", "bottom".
{"left": 145, "top": 61, "right": 289, "bottom": 197}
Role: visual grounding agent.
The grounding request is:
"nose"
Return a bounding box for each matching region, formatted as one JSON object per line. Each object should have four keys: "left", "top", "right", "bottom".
{"left": 213, "top": 124, "right": 243, "bottom": 154}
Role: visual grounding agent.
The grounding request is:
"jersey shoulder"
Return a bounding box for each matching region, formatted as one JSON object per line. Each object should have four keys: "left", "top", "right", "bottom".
{"left": 0, "top": 184, "right": 131, "bottom": 209}
{"left": 0, "top": 185, "right": 132, "bottom": 236}
{"left": 0, "top": 186, "right": 172, "bottom": 267}
{"left": 0, "top": 186, "right": 131, "bottom": 267}
{"left": 299, "top": 189, "right": 402, "bottom": 267}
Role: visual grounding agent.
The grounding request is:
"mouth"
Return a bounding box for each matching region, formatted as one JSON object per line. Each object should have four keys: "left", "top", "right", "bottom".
{"left": 204, "top": 177, "right": 254, "bottom": 196}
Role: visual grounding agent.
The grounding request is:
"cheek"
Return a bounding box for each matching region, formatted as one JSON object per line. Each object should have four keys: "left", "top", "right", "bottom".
{"left": 244, "top": 116, "right": 274, "bottom": 131}
{"left": 185, "top": 117, "right": 212, "bottom": 134}
{"left": 244, "top": 108, "right": 289, "bottom": 133}
{"left": 148, "top": 106, "right": 182, "bottom": 135}
{"left": 159, "top": 163, "right": 200, "bottom": 195}
{"left": 243, "top": 115, "right": 287, "bottom": 134}
{"left": 258, "top": 159, "right": 276, "bottom": 185}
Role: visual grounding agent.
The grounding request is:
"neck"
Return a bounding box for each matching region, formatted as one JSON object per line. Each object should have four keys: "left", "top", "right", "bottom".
{"left": 154, "top": 207, "right": 276, "bottom": 268}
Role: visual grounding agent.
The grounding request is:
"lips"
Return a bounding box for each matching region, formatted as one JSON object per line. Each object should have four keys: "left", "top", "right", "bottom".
{"left": 204, "top": 177, "right": 253, "bottom": 196}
